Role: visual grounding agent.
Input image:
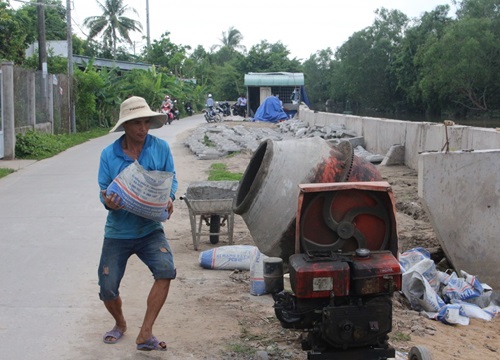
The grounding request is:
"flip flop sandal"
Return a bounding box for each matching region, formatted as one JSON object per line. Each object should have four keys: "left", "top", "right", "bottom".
{"left": 103, "top": 328, "right": 124, "bottom": 344}
{"left": 136, "top": 336, "right": 167, "bottom": 351}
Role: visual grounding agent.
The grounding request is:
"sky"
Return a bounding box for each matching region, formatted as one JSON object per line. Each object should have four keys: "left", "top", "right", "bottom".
{"left": 15, "top": 0, "right": 456, "bottom": 60}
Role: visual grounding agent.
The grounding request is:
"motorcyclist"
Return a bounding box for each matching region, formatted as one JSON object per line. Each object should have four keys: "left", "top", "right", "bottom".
{"left": 206, "top": 94, "right": 215, "bottom": 116}
{"left": 161, "top": 95, "right": 174, "bottom": 123}
{"left": 161, "top": 95, "right": 173, "bottom": 110}
{"left": 171, "top": 99, "right": 180, "bottom": 120}
{"left": 184, "top": 100, "right": 193, "bottom": 116}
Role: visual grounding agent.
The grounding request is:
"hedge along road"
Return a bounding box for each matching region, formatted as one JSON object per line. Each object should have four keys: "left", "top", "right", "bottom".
{"left": 0, "top": 114, "right": 207, "bottom": 360}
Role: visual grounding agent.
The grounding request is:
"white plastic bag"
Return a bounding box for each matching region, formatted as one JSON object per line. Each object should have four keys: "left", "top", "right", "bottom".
{"left": 106, "top": 161, "right": 173, "bottom": 221}
{"left": 249, "top": 250, "right": 269, "bottom": 296}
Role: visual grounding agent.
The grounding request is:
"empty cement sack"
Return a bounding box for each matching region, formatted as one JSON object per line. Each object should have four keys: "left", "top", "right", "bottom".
{"left": 106, "top": 160, "right": 173, "bottom": 222}
{"left": 199, "top": 245, "right": 258, "bottom": 270}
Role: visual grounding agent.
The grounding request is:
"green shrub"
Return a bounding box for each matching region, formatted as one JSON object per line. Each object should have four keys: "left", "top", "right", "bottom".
{"left": 15, "top": 131, "right": 66, "bottom": 159}
{"left": 15, "top": 128, "right": 108, "bottom": 160}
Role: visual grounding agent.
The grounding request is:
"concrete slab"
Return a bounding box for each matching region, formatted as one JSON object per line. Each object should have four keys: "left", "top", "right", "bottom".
{"left": 0, "top": 159, "right": 37, "bottom": 170}
{"left": 418, "top": 150, "right": 500, "bottom": 289}
{"left": 381, "top": 144, "right": 405, "bottom": 166}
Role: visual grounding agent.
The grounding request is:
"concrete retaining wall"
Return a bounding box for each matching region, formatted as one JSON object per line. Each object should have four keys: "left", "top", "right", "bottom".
{"left": 300, "top": 107, "right": 500, "bottom": 170}
{"left": 300, "top": 107, "right": 500, "bottom": 287}
{"left": 418, "top": 150, "right": 500, "bottom": 289}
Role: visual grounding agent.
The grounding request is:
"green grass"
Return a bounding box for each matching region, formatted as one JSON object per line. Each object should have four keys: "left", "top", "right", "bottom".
{"left": 203, "top": 134, "right": 215, "bottom": 147}
{"left": 226, "top": 342, "right": 255, "bottom": 355}
{"left": 15, "top": 128, "right": 109, "bottom": 160}
{"left": 207, "top": 163, "right": 243, "bottom": 181}
{"left": 391, "top": 331, "right": 411, "bottom": 342}
{"left": 0, "top": 168, "right": 15, "bottom": 179}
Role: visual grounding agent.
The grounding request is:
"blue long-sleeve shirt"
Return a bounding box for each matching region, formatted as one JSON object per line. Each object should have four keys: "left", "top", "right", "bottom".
{"left": 98, "top": 134, "right": 178, "bottom": 239}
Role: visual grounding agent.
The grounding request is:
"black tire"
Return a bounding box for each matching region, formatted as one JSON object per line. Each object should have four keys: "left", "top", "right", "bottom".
{"left": 209, "top": 215, "right": 220, "bottom": 244}
{"left": 409, "top": 346, "right": 433, "bottom": 360}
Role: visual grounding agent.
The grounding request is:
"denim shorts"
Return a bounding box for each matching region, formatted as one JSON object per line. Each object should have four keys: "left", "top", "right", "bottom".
{"left": 98, "top": 229, "right": 176, "bottom": 301}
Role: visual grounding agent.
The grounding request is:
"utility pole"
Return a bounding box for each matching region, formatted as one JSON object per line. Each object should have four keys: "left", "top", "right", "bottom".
{"left": 66, "top": 0, "right": 75, "bottom": 133}
{"left": 146, "top": 0, "right": 150, "bottom": 51}
{"left": 37, "top": 0, "right": 47, "bottom": 76}
{"left": 37, "top": 0, "right": 49, "bottom": 125}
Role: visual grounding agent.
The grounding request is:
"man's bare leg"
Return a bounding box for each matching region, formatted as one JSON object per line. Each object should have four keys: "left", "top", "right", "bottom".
{"left": 103, "top": 296, "right": 127, "bottom": 342}
{"left": 136, "top": 279, "right": 171, "bottom": 345}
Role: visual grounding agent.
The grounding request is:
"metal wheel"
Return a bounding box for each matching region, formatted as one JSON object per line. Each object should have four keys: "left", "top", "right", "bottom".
{"left": 209, "top": 215, "right": 221, "bottom": 244}
{"left": 408, "top": 346, "right": 433, "bottom": 360}
{"left": 215, "top": 114, "right": 223, "bottom": 122}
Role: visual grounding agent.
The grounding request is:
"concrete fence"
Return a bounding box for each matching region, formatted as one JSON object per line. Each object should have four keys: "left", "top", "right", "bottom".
{"left": 300, "top": 106, "right": 500, "bottom": 170}
{"left": 1, "top": 61, "right": 71, "bottom": 159}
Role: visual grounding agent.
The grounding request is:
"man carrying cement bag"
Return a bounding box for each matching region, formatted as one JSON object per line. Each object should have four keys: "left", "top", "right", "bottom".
{"left": 97, "top": 96, "right": 178, "bottom": 351}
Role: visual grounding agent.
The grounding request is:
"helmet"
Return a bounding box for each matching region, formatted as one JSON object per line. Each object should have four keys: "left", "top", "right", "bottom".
{"left": 165, "top": 95, "right": 170, "bottom": 99}
{"left": 208, "top": 94, "right": 212, "bottom": 98}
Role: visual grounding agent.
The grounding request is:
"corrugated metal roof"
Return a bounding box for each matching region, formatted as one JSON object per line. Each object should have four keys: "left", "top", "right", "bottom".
{"left": 244, "top": 72, "right": 304, "bottom": 86}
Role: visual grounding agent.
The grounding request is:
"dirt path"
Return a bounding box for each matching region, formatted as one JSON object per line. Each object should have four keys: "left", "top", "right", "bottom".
{"left": 120, "top": 121, "right": 499, "bottom": 360}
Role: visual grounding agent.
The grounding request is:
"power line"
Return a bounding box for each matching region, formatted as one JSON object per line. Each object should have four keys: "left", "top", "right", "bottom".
{"left": 71, "top": 16, "right": 89, "bottom": 38}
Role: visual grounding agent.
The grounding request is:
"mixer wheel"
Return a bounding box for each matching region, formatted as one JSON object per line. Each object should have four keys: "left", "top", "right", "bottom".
{"left": 408, "top": 345, "right": 433, "bottom": 360}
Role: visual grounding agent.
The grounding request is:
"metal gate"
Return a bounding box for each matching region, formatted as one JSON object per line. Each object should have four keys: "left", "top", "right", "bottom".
{"left": 0, "top": 69, "right": 4, "bottom": 159}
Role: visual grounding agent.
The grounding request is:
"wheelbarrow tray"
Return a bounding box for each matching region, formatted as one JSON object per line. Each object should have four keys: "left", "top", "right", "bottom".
{"left": 184, "top": 198, "right": 234, "bottom": 214}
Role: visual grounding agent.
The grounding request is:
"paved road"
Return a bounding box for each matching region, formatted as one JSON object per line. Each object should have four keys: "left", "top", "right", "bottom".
{"left": 0, "top": 115, "right": 206, "bottom": 359}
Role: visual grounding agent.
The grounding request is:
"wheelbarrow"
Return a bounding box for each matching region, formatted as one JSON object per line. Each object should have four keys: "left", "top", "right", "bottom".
{"left": 181, "top": 181, "right": 239, "bottom": 250}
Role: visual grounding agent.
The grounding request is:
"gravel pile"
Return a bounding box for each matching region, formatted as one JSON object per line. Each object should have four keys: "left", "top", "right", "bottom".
{"left": 183, "top": 119, "right": 384, "bottom": 162}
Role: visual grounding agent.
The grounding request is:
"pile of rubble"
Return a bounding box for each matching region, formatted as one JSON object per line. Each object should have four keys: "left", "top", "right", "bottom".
{"left": 183, "top": 119, "right": 386, "bottom": 163}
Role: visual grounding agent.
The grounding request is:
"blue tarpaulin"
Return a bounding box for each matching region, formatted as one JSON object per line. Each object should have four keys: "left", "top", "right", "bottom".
{"left": 252, "top": 96, "right": 289, "bottom": 123}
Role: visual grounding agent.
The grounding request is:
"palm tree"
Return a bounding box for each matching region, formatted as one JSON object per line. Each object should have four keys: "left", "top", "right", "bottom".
{"left": 83, "top": 0, "right": 142, "bottom": 59}
{"left": 216, "top": 26, "right": 246, "bottom": 52}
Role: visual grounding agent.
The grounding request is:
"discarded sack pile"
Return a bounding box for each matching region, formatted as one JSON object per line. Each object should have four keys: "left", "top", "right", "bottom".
{"left": 400, "top": 247, "right": 500, "bottom": 325}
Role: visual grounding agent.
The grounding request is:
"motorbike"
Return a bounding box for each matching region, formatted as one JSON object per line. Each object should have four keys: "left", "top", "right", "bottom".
{"left": 171, "top": 100, "right": 180, "bottom": 120}
{"left": 161, "top": 103, "right": 174, "bottom": 125}
{"left": 231, "top": 103, "right": 246, "bottom": 117}
{"left": 218, "top": 101, "right": 231, "bottom": 117}
{"left": 184, "top": 102, "right": 193, "bottom": 116}
{"left": 204, "top": 103, "right": 223, "bottom": 123}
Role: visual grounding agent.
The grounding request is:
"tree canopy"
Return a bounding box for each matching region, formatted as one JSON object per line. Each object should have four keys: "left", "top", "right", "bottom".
{"left": 83, "top": 0, "right": 142, "bottom": 59}
{"left": 4, "top": 0, "right": 500, "bottom": 126}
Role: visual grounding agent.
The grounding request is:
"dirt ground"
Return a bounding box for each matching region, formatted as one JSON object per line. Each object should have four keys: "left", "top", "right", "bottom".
{"left": 123, "top": 121, "right": 499, "bottom": 360}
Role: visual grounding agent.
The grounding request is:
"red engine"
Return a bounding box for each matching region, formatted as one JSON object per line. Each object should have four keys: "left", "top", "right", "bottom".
{"left": 272, "top": 182, "right": 402, "bottom": 359}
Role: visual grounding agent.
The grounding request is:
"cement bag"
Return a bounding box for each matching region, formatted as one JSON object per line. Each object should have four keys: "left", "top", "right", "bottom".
{"left": 434, "top": 304, "right": 470, "bottom": 325}
{"left": 450, "top": 300, "right": 495, "bottom": 321}
{"left": 402, "top": 270, "right": 446, "bottom": 312}
{"left": 106, "top": 161, "right": 173, "bottom": 222}
{"left": 249, "top": 250, "right": 269, "bottom": 296}
{"left": 199, "top": 245, "right": 258, "bottom": 270}
{"left": 400, "top": 248, "right": 439, "bottom": 292}
{"left": 440, "top": 270, "right": 484, "bottom": 303}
